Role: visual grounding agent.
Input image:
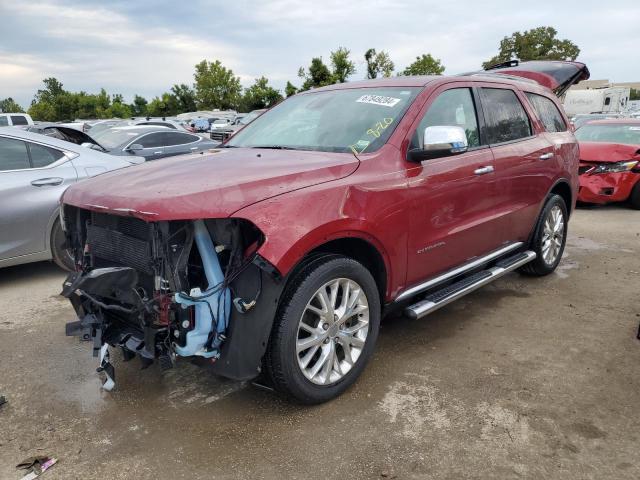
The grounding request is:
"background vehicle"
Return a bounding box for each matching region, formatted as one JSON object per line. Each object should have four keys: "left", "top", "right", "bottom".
{"left": 563, "top": 87, "right": 630, "bottom": 116}
{"left": 0, "top": 113, "right": 34, "bottom": 127}
{"left": 22, "top": 123, "right": 104, "bottom": 149}
{"left": 88, "top": 125, "right": 218, "bottom": 160}
{"left": 60, "top": 61, "right": 586, "bottom": 403}
{"left": 575, "top": 119, "right": 640, "bottom": 208}
{"left": 210, "top": 109, "right": 266, "bottom": 143}
{"left": 571, "top": 113, "right": 626, "bottom": 129}
{"left": 0, "top": 127, "right": 144, "bottom": 270}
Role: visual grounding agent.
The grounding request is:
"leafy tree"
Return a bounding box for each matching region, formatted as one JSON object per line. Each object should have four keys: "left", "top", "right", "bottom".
{"left": 194, "top": 59, "right": 242, "bottom": 110}
{"left": 298, "top": 57, "right": 333, "bottom": 91}
{"left": 482, "top": 26, "right": 580, "bottom": 69}
{"left": 104, "top": 94, "right": 132, "bottom": 118}
{"left": 239, "top": 77, "right": 283, "bottom": 111}
{"left": 146, "top": 92, "right": 180, "bottom": 117}
{"left": 130, "top": 95, "right": 148, "bottom": 116}
{"left": 364, "top": 49, "right": 394, "bottom": 79}
{"left": 171, "top": 84, "right": 197, "bottom": 112}
{"left": 630, "top": 88, "right": 640, "bottom": 101}
{"left": 285, "top": 81, "right": 298, "bottom": 97}
{"left": 33, "top": 77, "right": 65, "bottom": 104}
{"left": 0, "top": 97, "right": 24, "bottom": 113}
{"left": 400, "top": 54, "right": 445, "bottom": 76}
{"left": 330, "top": 47, "right": 356, "bottom": 83}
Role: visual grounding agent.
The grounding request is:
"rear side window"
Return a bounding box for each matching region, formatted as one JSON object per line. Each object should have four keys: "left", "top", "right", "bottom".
{"left": 480, "top": 88, "right": 532, "bottom": 144}
{"left": 163, "top": 132, "right": 199, "bottom": 146}
{"left": 411, "top": 88, "right": 480, "bottom": 150}
{"left": 10, "top": 115, "right": 28, "bottom": 126}
{"left": 0, "top": 137, "right": 31, "bottom": 171}
{"left": 0, "top": 116, "right": 8, "bottom": 127}
{"left": 28, "top": 143, "right": 65, "bottom": 168}
{"left": 525, "top": 93, "right": 567, "bottom": 133}
{"left": 137, "top": 133, "right": 165, "bottom": 148}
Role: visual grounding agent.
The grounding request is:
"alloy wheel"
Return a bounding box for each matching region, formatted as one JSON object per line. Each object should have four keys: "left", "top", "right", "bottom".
{"left": 541, "top": 205, "right": 565, "bottom": 265}
{"left": 296, "top": 278, "right": 370, "bottom": 385}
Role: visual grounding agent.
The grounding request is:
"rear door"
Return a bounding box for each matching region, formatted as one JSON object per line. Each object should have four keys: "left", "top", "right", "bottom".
{"left": 405, "top": 84, "right": 502, "bottom": 286}
{"left": 135, "top": 132, "right": 165, "bottom": 160}
{"left": 161, "top": 132, "right": 203, "bottom": 157}
{"left": 0, "top": 136, "right": 78, "bottom": 260}
{"left": 478, "top": 85, "right": 555, "bottom": 242}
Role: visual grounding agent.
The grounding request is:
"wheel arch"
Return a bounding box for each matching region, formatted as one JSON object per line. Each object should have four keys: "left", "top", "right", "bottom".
{"left": 549, "top": 179, "right": 573, "bottom": 216}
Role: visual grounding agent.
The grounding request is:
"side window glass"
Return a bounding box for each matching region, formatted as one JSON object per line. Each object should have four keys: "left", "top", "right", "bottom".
{"left": 10, "top": 115, "right": 28, "bottom": 126}
{"left": 29, "top": 143, "right": 65, "bottom": 168}
{"left": 164, "top": 132, "right": 198, "bottom": 146}
{"left": 411, "top": 88, "right": 480, "bottom": 150}
{"left": 138, "top": 133, "right": 164, "bottom": 148}
{"left": 480, "top": 88, "right": 532, "bottom": 144}
{"left": 525, "top": 93, "right": 567, "bottom": 133}
{"left": 0, "top": 117, "right": 8, "bottom": 127}
{"left": 0, "top": 137, "right": 31, "bottom": 171}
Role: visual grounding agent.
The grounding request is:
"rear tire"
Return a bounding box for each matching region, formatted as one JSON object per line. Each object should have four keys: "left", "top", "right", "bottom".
{"left": 520, "top": 194, "right": 568, "bottom": 276}
{"left": 51, "top": 218, "right": 74, "bottom": 271}
{"left": 630, "top": 182, "right": 640, "bottom": 210}
{"left": 264, "top": 256, "right": 381, "bottom": 404}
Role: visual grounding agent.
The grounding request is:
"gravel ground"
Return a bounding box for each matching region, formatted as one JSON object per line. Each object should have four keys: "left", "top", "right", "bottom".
{"left": 0, "top": 206, "right": 639, "bottom": 479}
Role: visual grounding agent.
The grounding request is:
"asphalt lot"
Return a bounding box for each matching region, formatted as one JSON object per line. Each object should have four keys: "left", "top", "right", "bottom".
{"left": 0, "top": 206, "right": 639, "bottom": 479}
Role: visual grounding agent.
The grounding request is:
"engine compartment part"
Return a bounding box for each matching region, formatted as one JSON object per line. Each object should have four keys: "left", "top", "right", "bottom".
{"left": 61, "top": 205, "right": 284, "bottom": 389}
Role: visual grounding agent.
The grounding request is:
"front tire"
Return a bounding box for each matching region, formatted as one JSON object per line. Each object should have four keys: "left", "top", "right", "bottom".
{"left": 51, "top": 218, "right": 74, "bottom": 271}
{"left": 265, "top": 256, "right": 381, "bottom": 404}
{"left": 520, "top": 194, "right": 568, "bottom": 276}
{"left": 630, "top": 181, "right": 640, "bottom": 210}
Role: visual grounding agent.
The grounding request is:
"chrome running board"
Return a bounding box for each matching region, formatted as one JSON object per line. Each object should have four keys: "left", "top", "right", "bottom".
{"left": 404, "top": 250, "right": 536, "bottom": 320}
{"left": 396, "top": 242, "right": 524, "bottom": 303}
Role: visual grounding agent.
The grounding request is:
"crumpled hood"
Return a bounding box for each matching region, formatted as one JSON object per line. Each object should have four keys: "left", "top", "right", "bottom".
{"left": 579, "top": 142, "right": 640, "bottom": 163}
{"left": 62, "top": 148, "right": 359, "bottom": 220}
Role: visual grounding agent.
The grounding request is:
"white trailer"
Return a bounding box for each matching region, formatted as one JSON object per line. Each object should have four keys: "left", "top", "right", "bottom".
{"left": 563, "top": 87, "right": 630, "bottom": 116}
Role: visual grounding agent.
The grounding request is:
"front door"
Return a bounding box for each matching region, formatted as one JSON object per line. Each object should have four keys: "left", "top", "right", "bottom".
{"left": 405, "top": 85, "right": 504, "bottom": 287}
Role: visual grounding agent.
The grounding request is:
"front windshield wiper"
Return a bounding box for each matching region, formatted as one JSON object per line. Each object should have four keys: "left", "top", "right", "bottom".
{"left": 250, "top": 145, "right": 299, "bottom": 150}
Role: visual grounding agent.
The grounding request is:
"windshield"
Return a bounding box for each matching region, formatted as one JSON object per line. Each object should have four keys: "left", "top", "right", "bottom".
{"left": 575, "top": 124, "right": 640, "bottom": 145}
{"left": 239, "top": 111, "right": 261, "bottom": 125}
{"left": 226, "top": 87, "right": 421, "bottom": 153}
{"left": 92, "top": 128, "right": 142, "bottom": 149}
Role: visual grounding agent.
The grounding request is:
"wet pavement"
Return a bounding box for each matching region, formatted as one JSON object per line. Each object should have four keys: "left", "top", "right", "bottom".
{"left": 0, "top": 207, "right": 639, "bottom": 479}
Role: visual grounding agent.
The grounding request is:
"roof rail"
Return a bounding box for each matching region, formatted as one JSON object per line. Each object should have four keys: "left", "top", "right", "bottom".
{"left": 462, "top": 72, "right": 539, "bottom": 85}
{"left": 485, "top": 59, "right": 519, "bottom": 70}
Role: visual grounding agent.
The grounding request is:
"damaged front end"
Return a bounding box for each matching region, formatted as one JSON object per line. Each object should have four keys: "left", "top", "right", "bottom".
{"left": 61, "top": 206, "right": 283, "bottom": 390}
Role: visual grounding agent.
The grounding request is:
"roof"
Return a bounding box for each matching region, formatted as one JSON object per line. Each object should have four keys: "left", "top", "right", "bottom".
{"left": 111, "top": 125, "right": 171, "bottom": 131}
{"left": 582, "top": 118, "right": 640, "bottom": 126}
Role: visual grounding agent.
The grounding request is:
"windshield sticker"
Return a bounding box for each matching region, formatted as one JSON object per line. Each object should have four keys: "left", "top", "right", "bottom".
{"left": 367, "top": 117, "right": 394, "bottom": 138}
{"left": 356, "top": 95, "right": 401, "bottom": 108}
{"left": 349, "top": 140, "right": 370, "bottom": 155}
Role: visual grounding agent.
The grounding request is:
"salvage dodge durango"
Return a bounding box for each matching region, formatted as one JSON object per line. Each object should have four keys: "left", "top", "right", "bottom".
{"left": 61, "top": 61, "right": 588, "bottom": 403}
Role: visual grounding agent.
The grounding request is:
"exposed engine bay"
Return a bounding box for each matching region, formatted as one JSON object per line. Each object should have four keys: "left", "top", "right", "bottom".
{"left": 61, "top": 206, "right": 284, "bottom": 390}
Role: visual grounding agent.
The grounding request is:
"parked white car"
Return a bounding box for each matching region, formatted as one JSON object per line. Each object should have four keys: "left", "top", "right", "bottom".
{"left": 0, "top": 127, "right": 144, "bottom": 270}
{"left": 0, "top": 113, "right": 34, "bottom": 127}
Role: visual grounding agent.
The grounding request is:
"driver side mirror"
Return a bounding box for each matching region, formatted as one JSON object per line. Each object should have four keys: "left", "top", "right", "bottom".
{"left": 126, "top": 143, "right": 143, "bottom": 153}
{"left": 408, "top": 125, "right": 468, "bottom": 162}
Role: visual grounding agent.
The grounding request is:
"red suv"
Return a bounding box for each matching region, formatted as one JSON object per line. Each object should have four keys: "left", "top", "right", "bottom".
{"left": 61, "top": 61, "right": 588, "bottom": 403}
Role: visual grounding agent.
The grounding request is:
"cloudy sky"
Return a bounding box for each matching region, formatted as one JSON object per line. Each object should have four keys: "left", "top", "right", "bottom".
{"left": 1, "top": 0, "right": 638, "bottom": 108}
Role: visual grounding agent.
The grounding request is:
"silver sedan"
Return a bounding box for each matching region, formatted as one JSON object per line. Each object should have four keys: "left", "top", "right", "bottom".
{"left": 0, "top": 127, "right": 144, "bottom": 270}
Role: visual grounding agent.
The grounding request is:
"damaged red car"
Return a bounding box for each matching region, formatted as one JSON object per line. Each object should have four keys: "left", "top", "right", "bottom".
{"left": 575, "top": 119, "right": 640, "bottom": 209}
{"left": 60, "top": 60, "right": 587, "bottom": 403}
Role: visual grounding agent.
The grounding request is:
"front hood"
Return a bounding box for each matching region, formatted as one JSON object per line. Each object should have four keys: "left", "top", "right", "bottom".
{"left": 47, "top": 126, "right": 106, "bottom": 150}
{"left": 579, "top": 142, "right": 640, "bottom": 163}
{"left": 62, "top": 148, "right": 359, "bottom": 220}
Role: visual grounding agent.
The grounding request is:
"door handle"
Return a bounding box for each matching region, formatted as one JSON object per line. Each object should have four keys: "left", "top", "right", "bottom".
{"left": 474, "top": 166, "right": 494, "bottom": 176}
{"left": 31, "top": 177, "right": 63, "bottom": 187}
{"left": 539, "top": 152, "right": 554, "bottom": 160}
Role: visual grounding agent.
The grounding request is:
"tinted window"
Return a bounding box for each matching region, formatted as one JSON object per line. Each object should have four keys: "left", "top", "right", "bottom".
{"left": 0, "top": 116, "right": 8, "bottom": 127}
{"left": 525, "top": 93, "right": 567, "bottom": 133}
{"left": 138, "top": 133, "right": 165, "bottom": 148}
{"left": 163, "top": 132, "right": 198, "bottom": 146}
{"left": 480, "top": 88, "right": 532, "bottom": 143}
{"left": 29, "top": 143, "right": 65, "bottom": 167}
{"left": 411, "top": 88, "right": 480, "bottom": 150}
{"left": 0, "top": 137, "right": 31, "bottom": 171}
{"left": 141, "top": 122, "right": 176, "bottom": 129}
{"left": 10, "top": 115, "right": 28, "bottom": 126}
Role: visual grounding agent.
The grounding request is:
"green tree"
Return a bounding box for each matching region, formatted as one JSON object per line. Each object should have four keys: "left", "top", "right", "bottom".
{"left": 400, "top": 54, "right": 445, "bottom": 76}
{"left": 146, "top": 92, "right": 181, "bottom": 117}
{"left": 130, "top": 95, "right": 148, "bottom": 116}
{"left": 285, "top": 81, "right": 298, "bottom": 97}
{"left": 298, "top": 57, "right": 333, "bottom": 91}
{"left": 0, "top": 97, "right": 25, "bottom": 113}
{"left": 239, "top": 77, "right": 283, "bottom": 111}
{"left": 630, "top": 88, "right": 640, "bottom": 101}
{"left": 482, "top": 26, "right": 580, "bottom": 69}
{"left": 330, "top": 47, "right": 356, "bottom": 83}
{"left": 171, "top": 84, "right": 197, "bottom": 112}
{"left": 194, "top": 59, "right": 242, "bottom": 110}
{"left": 364, "top": 49, "right": 394, "bottom": 79}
